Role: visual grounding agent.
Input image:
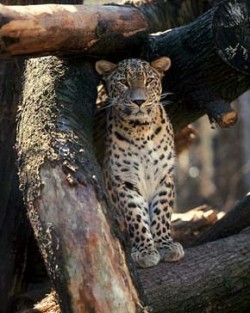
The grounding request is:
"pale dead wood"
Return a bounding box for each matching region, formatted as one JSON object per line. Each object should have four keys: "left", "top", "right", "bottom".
{"left": 191, "top": 193, "right": 250, "bottom": 247}
{"left": 0, "top": 3, "right": 148, "bottom": 58}
{"left": 172, "top": 205, "right": 224, "bottom": 246}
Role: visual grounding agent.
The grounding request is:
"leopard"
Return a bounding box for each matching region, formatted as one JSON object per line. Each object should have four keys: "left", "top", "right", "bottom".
{"left": 95, "top": 57, "right": 184, "bottom": 268}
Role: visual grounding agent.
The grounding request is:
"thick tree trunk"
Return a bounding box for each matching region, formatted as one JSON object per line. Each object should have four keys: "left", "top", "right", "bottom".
{"left": 0, "top": 1, "right": 85, "bottom": 313}
{"left": 17, "top": 56, "right": 144, "bottom": 313}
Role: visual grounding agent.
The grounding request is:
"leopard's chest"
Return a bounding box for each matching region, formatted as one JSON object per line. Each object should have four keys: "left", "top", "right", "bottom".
{"left": 105, "top": 119, "right": 175, "bottom": 202}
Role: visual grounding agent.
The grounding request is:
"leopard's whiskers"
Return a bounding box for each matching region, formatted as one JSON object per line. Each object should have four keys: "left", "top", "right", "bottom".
{"left": 160, "top": 92, "right": 173, "bottom": 99}
{"left": 97, "top": 100, "right": 116, "bottom": 110}
{"left": 160, "top": 100, "right": 173, "bottom": 107}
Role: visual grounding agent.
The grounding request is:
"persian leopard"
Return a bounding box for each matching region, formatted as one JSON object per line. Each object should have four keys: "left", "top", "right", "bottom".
{"left": 95, "top": 57, "right": 184, "bottom": 268}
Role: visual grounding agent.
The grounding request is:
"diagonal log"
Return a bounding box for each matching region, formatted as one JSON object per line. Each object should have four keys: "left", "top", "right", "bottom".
{"left": 17, "top": 56, "right": 144, "bottom": 313}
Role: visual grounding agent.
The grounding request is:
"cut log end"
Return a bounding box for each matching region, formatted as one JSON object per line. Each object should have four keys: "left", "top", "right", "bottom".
{"left": 215, "top": 110, "right": 238, "bottom": 128}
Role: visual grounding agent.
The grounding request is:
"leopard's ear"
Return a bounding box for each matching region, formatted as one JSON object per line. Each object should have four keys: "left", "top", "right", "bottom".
{"left": 151, "top": 57, "right": 171, "bottom": 74}
{"left": 95, "top": 60, "right": 117, "bottom": 76}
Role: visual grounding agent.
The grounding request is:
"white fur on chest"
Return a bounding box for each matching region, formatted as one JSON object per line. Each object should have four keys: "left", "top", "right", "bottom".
{"left": 127, "top": 135, "right": 174, "bottom": 202}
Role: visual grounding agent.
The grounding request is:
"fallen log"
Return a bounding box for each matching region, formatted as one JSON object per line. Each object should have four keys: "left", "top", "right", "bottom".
{"left": 19, "top": 232, "right": 250, "bottom": 313}
{"left": 0, "top": 0, "right": 217, "bottom": 59}
{"left": 139, "top": 232, "right": 250, "bottom": 313}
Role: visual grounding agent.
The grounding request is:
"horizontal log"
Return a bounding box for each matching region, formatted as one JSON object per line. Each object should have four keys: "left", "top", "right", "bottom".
{"left": 0, "top": 4, "right": 148, "bottom": 58}
{"left": 139, "top": 232, "right": 250, "bottom": 313}
{"left": 0, "top": 0, "right": 241, "bottom": 61}
{"left": 19, "top": 232, "right": 250, "bottom": 313}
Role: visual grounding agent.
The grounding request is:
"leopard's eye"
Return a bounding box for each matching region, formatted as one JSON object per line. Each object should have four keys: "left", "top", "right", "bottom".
{"left": 119, "top": 79, "right": 129, "bottom": 87}
{"left": 147, "top": 77, "right": 154, "bottom": 84}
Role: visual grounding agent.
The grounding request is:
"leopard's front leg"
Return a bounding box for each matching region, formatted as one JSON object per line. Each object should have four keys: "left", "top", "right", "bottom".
{"left": 116, "top": 186, "right": 161, "bottom": 268}
{"left": 150, "top": 176, "right": 184, "bottom": 262}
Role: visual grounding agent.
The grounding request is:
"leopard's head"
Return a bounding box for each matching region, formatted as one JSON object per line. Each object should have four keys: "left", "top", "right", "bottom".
{"left": 95, "top": 57, "right": 171, "bottom": 123}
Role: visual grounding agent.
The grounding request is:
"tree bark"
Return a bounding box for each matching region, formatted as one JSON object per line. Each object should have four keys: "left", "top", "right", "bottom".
{"left": 147, "top": 0, "right": 250, "bottom": 129}
{"left": 17, "top": 56, "right": 144, "bottom": 313}
{"left": 0, "top": 3, "right": 148, "bottom": 59}
{"left": 0, "top": 1, "right": 87, "bottom": 313}
{"left": 20, "top": 232, "right": 250, "bottom": 313}
{"left": 0, "top": 57, "right": 30, "bottom": 313}
{"left": 0, "top": 0, "right": 218, "bottom": 59}
{"left": 139, "top": 232, "right": 250, "bottom": 313}
{"left": 1, "top": 0, "right": 250, "bottom": 130}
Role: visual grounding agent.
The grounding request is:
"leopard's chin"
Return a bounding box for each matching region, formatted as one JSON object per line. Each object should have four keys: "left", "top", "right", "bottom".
{"left": 127, "top": 115, "right": 152, "bottom": 126}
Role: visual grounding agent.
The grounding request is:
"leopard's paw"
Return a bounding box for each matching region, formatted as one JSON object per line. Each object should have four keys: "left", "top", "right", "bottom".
{"left": 159, "top": 242, "right": 184, "bottom": 262}
{"left": 131, "top": 248, "right": 161, "bottom": 268}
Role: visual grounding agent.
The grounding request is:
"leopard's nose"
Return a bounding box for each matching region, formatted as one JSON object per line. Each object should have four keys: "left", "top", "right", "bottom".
{"left": 131, "top": 87, "right": 147, "bottom": 107}
{"left": 133, "top": 99, "right": 145, "bottom": 107}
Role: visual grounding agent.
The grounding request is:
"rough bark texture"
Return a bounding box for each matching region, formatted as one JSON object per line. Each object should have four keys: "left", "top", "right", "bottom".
{"left": 139, "top": 232, "right": 250, "bottom": 313}
{"left": 17, "top": 56, "right": 143, "bottom": 313}
{"left": 0, "top": 1, "right": 84, "bottom": 312}
{"left": 146, "top": 0, "right": 250, "bottom": 129}
{"left": 19, "top": 232, "right": 250, "bottom": 313}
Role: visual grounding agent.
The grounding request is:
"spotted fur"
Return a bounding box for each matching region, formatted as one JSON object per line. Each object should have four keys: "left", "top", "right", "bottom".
{"left": 96, "top": 58, "right": 184, "bottom": 268}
